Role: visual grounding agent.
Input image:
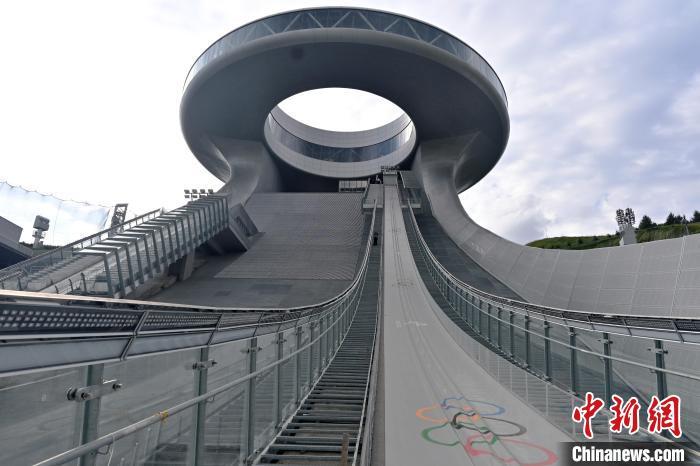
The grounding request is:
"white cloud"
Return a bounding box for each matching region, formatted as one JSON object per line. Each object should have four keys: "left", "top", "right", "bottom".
{"left": 0, "top": 1, "right": 698, "bottom": 245}
{"left": 654, "top": 73, "right": 700, "bottom": 137}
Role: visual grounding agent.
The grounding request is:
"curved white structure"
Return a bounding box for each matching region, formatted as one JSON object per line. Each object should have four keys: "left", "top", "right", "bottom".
{"left": 180, "top": 6, "right": 699, "bottom": 316}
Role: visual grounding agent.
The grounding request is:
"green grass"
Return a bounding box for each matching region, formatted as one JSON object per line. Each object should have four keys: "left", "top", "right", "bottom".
{"left": 527, "top": 223, "right": 700, "bottom": 250}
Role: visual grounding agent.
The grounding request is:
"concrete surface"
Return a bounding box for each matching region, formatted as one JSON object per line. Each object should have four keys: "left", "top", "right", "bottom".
{"left": 382, "top": 185, "right": 568, "bottom": 465}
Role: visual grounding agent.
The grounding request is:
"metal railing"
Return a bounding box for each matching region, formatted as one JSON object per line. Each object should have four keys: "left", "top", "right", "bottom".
{"left": 0, "top": 209, "right": 161, "bottom": 290}
{"left": 358, "top": 233, "right": 383, "bottom": 466}
{"left": 0, "top": 204, "right": 378, "bottom": 466}
{"left": 0, "top": 197, "right": 229, "bottom": 298}
{"left": 403, "top": 199, "right": 700, "bottom": 447}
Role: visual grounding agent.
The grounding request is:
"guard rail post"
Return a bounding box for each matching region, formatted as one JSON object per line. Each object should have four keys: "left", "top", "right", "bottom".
{"left": 543, "top": 321, "right": 552, "bottom": 381}
{"left": 113, "top": 249, "right": 125, "bottom": 296}
{"left": 344, "top": 301, "right": 350, "bottom": 332}
{"left": 309, "top": 321, "right": 317, "bottom": 383}
{"left": 653, "top": 339, "right": 668, "bottom": 400}
{"left": 509, "top": 311, "right": 515, "bottom": 358}
{"left": 602, "top": 332, "right": 613, "bottom": 405}
{"left": 102, "top": 255, "right": 114, "bottom": 297}
{"left": 319, "top": 316, "right": 327, "bottom": 367}
{"left": 243, "top": 337, "right": 258, "bottom": 462}
{"left": 524, "top": 315, "right": 531, "bottom": 368}
{"left": 79, "top": 363, "right": 104, "bottom": 466}
{"left": 653, "top": 339, "right": 670, "bottom": 438}
{"left": 569, "top": 327, "right": 578, "bottom": 395}
{"left": 294, "top": 326, "right": 303, "bottom": 406}
{"left": 332, "top": 308, "right": 338, "bottom": 353}
{"left": 274, "top": 331, "right": 284, "bottom": 428}
{"left": 190, "top": 347, "right": 211, "bottom": 466}
{"left": 497, "top": 307, "right": 503, "bottom": 350}
{"left": 325, "top": 313, "right": 332, "bottom": 362}
{"left": 487, "top": 303, "right": 493, "bottom": 341}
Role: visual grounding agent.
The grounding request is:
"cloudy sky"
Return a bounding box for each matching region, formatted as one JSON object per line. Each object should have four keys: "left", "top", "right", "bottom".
{"left": 0, "top": 1, "right": 698, "bottom": 244}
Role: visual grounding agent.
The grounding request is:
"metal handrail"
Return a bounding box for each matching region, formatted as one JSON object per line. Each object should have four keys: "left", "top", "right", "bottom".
{"left": 1, "top": 203, "right": 375, "bottom": 311}
{"left": 34, "top": 294, "right": 359, "bottom": 466}
{"left": 403, "top": 200, "right": 700, "bottom": 375}
{"left": 31, "top": 202, "right": 378, "bottom": 466}
{"left": 400, "top": 187, "right": 700, "bottom": 450}
{"left": 357, "top": 228, "right": 383, "bottom": 466}
{"left": 403, "top": 200, "right": 700, "bottom": 344}
{"left": 0, "top": 203, "right": 376, "bottom": 312}
{"left": 0, "top": 204, "right": 378, "bottom": 376}
{"left": 0, "top": 208, "right": 162, "bottom": 282}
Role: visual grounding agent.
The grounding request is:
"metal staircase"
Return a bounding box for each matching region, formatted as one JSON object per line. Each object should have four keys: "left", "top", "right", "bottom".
{"left": 0, "top": 196, "right": 229, "bottom": 298}
{"left": 258, "top": 220, "right": 381, "bottom": 464}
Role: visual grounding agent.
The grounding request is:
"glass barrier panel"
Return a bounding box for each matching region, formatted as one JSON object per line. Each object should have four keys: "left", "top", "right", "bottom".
{"left": 511, "top": 313, "right": 528, "bottom": 366}
{"left": 100, "top": 349, "right": 199, "bottom": 435}
{"left": 609, "top": 333, "right": 656, "bottom": 405}
{"left": 280, "top": 352, "right": 296, "bottom": 420}
{"left": 499, "top": 310, "right": 511, "bottom": 354}
{"left": 254, "top": 368, "right": 276, "bottom": 451}
{"left": 95, "top": 405, "right": 196, "bottom": 466}
{"left": 528, "top": 317, "right": 547, "bottom": 377}
{"left": 546, "top": 323, "right": 570, "bottom": 384}
{"left": 666, "top": 372, "right": 700, "bottom": 445}
{"left": 203, "top": 381, "right": 246, "bottom": 464}
{"left": 208, "top": 340, "right": 248, "bottom": 390}
{"left": 253, "top": 334, "right": 277, "bottom": 450}
{"left": 0, "top": 367, "right": 86, "bottom": 466}
{"left": 573, "top": 328, "right": 606, "bottom": 398}
{"left": 300, "top": 324, "right": 311, "bottom": 393}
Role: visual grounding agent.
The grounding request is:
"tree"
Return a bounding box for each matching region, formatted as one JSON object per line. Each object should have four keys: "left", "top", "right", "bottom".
{"left": 665, "top": 212, "right": 677, "bottom": 225}
{"left": 639, "top": 215, "right": 653, "bottom": 229}
{"left": 692, "top": 210, "right": 700, "bottom": 223}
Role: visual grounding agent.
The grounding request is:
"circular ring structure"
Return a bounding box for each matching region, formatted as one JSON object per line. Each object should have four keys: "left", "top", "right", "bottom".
{"left": 180, "top": 7, "right": 509, "bottom": 202}
{"left": 265, "top": 107, "right": 416, "bottom": 179}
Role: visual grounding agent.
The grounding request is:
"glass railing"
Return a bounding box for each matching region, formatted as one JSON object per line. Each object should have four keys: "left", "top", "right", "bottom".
{"left": 402, "top": 197, "right": 700, "bottom": 449}
{"left": 267, "top": 112, "right": 414, "bottom": 163}
{"left": 0, "top": 204, "right": 378, "bottom": 466}
{"left": 184, "top": 7, "right": 507, "bottom": 105}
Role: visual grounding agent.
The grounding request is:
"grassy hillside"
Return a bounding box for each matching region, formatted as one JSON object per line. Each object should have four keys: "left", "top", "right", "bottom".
{"left": 527, "top": 222, "right": 700, "bottom": 250}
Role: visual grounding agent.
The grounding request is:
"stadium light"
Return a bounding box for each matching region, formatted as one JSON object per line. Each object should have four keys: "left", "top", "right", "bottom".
{"left": 184, "top": 188, "right": 216, "bottom": 201}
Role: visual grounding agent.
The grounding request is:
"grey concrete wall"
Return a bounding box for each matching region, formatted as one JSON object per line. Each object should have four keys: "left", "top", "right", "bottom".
{"left": 181, "top": 17, "right": 508, "bottom": 190}
{"left": 0, "top": 216, "right": 22, "bottom": 245}
{"left": 264, "top": 116, "right": 416, "bottom": 180}
{"left": 270, "top": 107, "right": 411, "bottom": 148}
{"left": 210, "top": 136, "right": 284, "bottom": 207}
{"left": 414, "top": 138, "right": 700, "bottom": 317}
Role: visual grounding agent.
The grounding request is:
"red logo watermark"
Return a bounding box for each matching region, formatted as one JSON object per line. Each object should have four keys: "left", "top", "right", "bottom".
{"left": 572, "top": 392, "right": 681, "bottom": 439}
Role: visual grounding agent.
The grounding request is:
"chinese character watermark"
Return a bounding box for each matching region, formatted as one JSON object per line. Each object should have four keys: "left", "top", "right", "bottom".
{"left": 572, "top": 392, "right": 682, "bottom": 439}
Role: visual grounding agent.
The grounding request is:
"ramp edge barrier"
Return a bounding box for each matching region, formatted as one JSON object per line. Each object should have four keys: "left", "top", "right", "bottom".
{"left": 33, "top": 293, "right": 362, "bottom": 466}
{"left": 401, "top": 187, "right": 700, "bottom": 449}
{"left": 10, "top": 204, "right": 377, "bottom": 466}
{"left": 0, "top": 204, "right": 377, "bottom": 376}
